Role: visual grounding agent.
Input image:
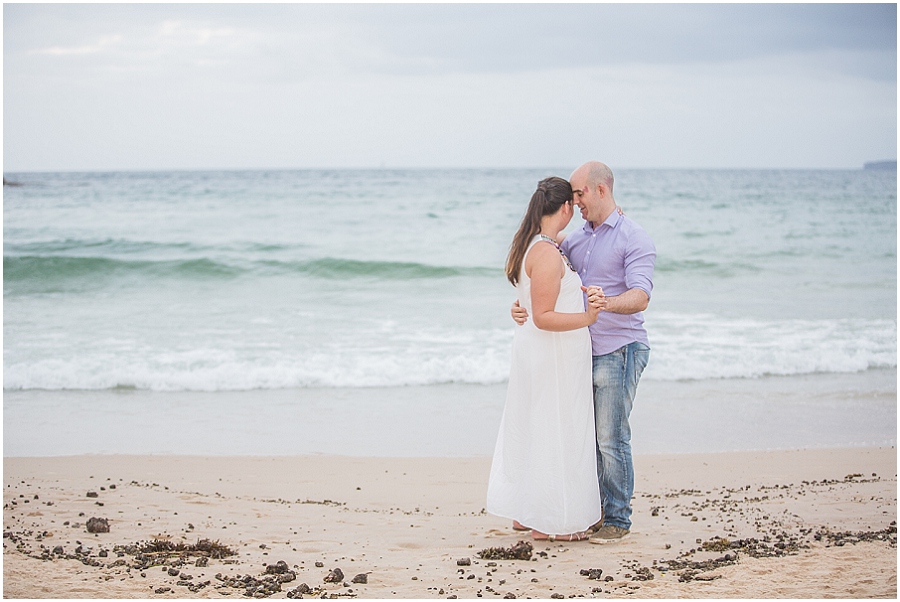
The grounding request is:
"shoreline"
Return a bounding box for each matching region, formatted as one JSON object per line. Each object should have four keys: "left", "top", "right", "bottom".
{"left": 4, "top": 447, "right": 896, "bottom": 598}
{"left": 4, "top": 368, "right": 896, "bottom": 458}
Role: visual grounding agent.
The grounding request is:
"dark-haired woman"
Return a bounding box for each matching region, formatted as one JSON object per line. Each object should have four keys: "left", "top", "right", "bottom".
{"left": 487, "top": 177, "right": 604, "bottom": 542}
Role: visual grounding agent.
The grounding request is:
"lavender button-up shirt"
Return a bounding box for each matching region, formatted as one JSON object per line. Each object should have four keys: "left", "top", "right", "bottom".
{"left": 560, "top": 210, "right": 656, "bottom": 357}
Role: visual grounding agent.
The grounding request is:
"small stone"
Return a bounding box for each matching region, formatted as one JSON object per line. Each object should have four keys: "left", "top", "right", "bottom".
{"left": 85, "top": 517, "right": 110, "bottom": 533}
{"left": 580, "top": 568, "right": 603, "bottom": 580}
{"left": 195, "top": 557, "right": 209, "bottom": 568}
{"left": 351, "top": 574, "right": 368, "bottom": 584}
{"left": 266, "top": 560, "right": 290, "bottom": 574}
{"left": 154, "top": 587, "right": 171, "bottom": 594}
{"left": 98, "top": 550, "right": 108, "bottom": 557}
{"left": 168, "top": 567, "right": 180, "bottom": 576}
{"left": 457, "top": 558, "right": 471, "bottom": 566}
{"left": 504, "top": 594, "right": 516, "bottom": 599}
{"left": 86, "top": 491, "right": 99, "bottom": 498}
{"left": 324, "top": 568, "right": 344, "bottom": 583}
{"left": 315, "top": 561, "right": 324, "bottom": 568}
{"left": 52, "top": 546, "right": 65, "bottom": 556}
{"left": 551, "top": 594, "right": 564, "bottom": 599}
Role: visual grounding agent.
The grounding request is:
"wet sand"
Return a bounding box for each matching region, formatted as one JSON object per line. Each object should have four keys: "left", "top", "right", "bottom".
{"left": 3, "top": 447, "right": 896, "bottom": 598}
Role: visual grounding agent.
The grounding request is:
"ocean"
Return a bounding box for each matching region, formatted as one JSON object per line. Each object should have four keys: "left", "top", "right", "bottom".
{"left": 3, "top": 168, "right": 896, "bottom": 456}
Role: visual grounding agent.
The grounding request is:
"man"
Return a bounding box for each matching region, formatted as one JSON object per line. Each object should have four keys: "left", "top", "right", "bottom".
{"left": 512, "top": 161, "right": 655, "bottom": 543}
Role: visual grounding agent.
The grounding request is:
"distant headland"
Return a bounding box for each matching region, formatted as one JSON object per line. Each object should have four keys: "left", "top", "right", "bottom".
{"left": 863, "top": 160, "right": 897, "bottom": 171}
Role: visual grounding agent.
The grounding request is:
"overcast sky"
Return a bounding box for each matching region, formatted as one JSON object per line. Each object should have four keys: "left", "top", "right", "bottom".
{"left": 3, "top": 3, "right": 897, "bottom": 171}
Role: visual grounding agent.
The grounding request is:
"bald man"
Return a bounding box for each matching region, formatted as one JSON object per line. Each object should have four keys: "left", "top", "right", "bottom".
{"left": 512, "top": 161, "right": 656, "bottom": 543}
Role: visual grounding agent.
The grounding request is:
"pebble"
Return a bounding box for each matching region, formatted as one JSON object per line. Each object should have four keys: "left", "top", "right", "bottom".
{"left": 86, "top": 491, "right": 98, "bottom": 498}
{"left": 324, "top": 568, "right": 344, "bottom": 583}
{"left": 265, "top": 560, "right": 290, "bottom": 575}
{"left": 456, "top": 558, "right": 471, "bottom": 566}
{"left": 351, "top": 573, "right": 368, "bottom": 584}
{"left": 86, "top": 517, "right": 110, "bottom": 533}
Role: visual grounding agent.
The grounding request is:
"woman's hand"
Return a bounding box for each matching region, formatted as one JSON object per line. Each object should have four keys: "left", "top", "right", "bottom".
{"left": 582, "top": 285, "right": 606, "bottom": 322}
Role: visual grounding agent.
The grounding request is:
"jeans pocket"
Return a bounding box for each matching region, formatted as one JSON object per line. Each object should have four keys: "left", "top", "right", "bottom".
{"left": 633, "top": 347, "right": 649, "bottom": 374}
{"left": 628, "top": 344, "right": 650, "bottom": 391}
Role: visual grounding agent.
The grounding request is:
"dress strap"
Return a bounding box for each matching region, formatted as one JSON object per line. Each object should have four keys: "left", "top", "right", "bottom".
{"left": 537, "top": 235, "right": 576, "bottom": 272}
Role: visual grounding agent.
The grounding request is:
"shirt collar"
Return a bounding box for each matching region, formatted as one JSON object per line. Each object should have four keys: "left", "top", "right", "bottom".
{"left": 583, "top": 208, "right": 622, "bottom": 232}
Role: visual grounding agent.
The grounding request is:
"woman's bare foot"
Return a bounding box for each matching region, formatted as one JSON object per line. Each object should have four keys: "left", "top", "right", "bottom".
{"left": 531, "top": 529, "right": 590, "bottom": 542}
{"left": 512, "top": 520, "right": 530, "bottom": 531}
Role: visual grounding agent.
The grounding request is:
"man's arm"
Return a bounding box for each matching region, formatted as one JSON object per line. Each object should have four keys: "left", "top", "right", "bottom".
{"left": 603, "top": 288, "right": 649, "bottom": 314}
{"left": 607, "top": 224, "right": 654, "bottom": 315}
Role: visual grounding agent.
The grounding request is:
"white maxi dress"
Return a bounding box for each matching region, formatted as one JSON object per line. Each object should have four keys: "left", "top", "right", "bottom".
{"left": 487, "top": 236, "right": 602, "bottom": 535}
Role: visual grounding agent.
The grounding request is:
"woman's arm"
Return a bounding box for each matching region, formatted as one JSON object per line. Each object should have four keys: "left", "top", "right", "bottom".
{"left": 526, "top": 243, "right": 600, "bottom": 332}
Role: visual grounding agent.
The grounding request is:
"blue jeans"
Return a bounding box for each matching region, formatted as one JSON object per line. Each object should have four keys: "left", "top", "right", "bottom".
{"left": 592, "top": 342, "right": 650, "bottom": 531}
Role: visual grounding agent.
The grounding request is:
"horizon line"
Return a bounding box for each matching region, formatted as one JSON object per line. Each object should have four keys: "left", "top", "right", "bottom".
{"left": 4, "top": 163, "right": 897, "bottom": 175}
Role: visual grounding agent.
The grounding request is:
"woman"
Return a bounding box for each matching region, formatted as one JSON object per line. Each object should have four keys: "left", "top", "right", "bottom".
{"left": 487, "top": 177, "right": 604, "bottom": 541}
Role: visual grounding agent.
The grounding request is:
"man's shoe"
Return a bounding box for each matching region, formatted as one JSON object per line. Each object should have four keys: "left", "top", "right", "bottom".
{"left": 589, "top": 525, "right": 629, "bottom": 544}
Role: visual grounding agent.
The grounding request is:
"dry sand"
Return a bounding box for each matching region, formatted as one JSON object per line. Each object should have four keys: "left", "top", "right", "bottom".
{"left": 3, "top": 447, "right": 896, "bottom": 598}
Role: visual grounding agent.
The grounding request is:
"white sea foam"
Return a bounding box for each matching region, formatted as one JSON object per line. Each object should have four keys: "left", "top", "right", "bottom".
{"left": 644, "top": 313, "right": 896, "bottom": 381}
{"left": 4, "top": 315, "right": 895, "bottom": 391}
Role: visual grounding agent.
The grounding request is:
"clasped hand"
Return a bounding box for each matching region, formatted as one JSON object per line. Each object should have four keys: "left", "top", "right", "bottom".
{"left": 511, "top": 285, "right": 606, "bottom": 325}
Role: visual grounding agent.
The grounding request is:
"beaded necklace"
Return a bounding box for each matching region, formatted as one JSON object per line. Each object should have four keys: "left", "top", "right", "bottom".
{"left": 538, "top": 234, "right": 576, "bottom": 272}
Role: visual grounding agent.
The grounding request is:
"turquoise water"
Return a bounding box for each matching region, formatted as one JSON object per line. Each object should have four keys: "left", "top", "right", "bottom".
{"left": 4, "top": 168, "right": 896, "bottom": 391}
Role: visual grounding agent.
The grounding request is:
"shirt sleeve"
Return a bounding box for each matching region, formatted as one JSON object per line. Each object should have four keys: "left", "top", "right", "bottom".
{"left": 624, "top": 225, "right": 656, "bottom": 299}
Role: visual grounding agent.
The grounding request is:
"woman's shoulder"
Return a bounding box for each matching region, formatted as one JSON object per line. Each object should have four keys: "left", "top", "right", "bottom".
{"left": 525, "top": 239, "right": 564, "bottom": 275}
{"left": 527, "top": 238, "right": 559, "bottom": 258}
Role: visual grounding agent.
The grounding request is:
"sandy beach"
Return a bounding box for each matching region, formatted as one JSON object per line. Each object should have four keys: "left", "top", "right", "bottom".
{"left": 3, "top": 447, "right": 896, "bottom": 598}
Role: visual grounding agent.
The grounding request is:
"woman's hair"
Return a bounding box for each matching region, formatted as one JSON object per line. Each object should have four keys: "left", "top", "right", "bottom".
{"left": 505, "top": 176, "right": 573, "bottom": 285}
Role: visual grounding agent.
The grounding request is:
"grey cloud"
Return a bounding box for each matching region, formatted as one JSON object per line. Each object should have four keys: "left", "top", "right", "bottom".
{"left": 7, "top": 4, "right": 896, "bottom": 78}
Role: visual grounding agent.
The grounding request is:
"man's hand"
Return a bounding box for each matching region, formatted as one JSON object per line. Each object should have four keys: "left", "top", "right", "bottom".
{"left": 511, "top": 300, "right": 529, "bottom": 325}
{"left": 582, "top": 285, "right": 607, "bottom": 314}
